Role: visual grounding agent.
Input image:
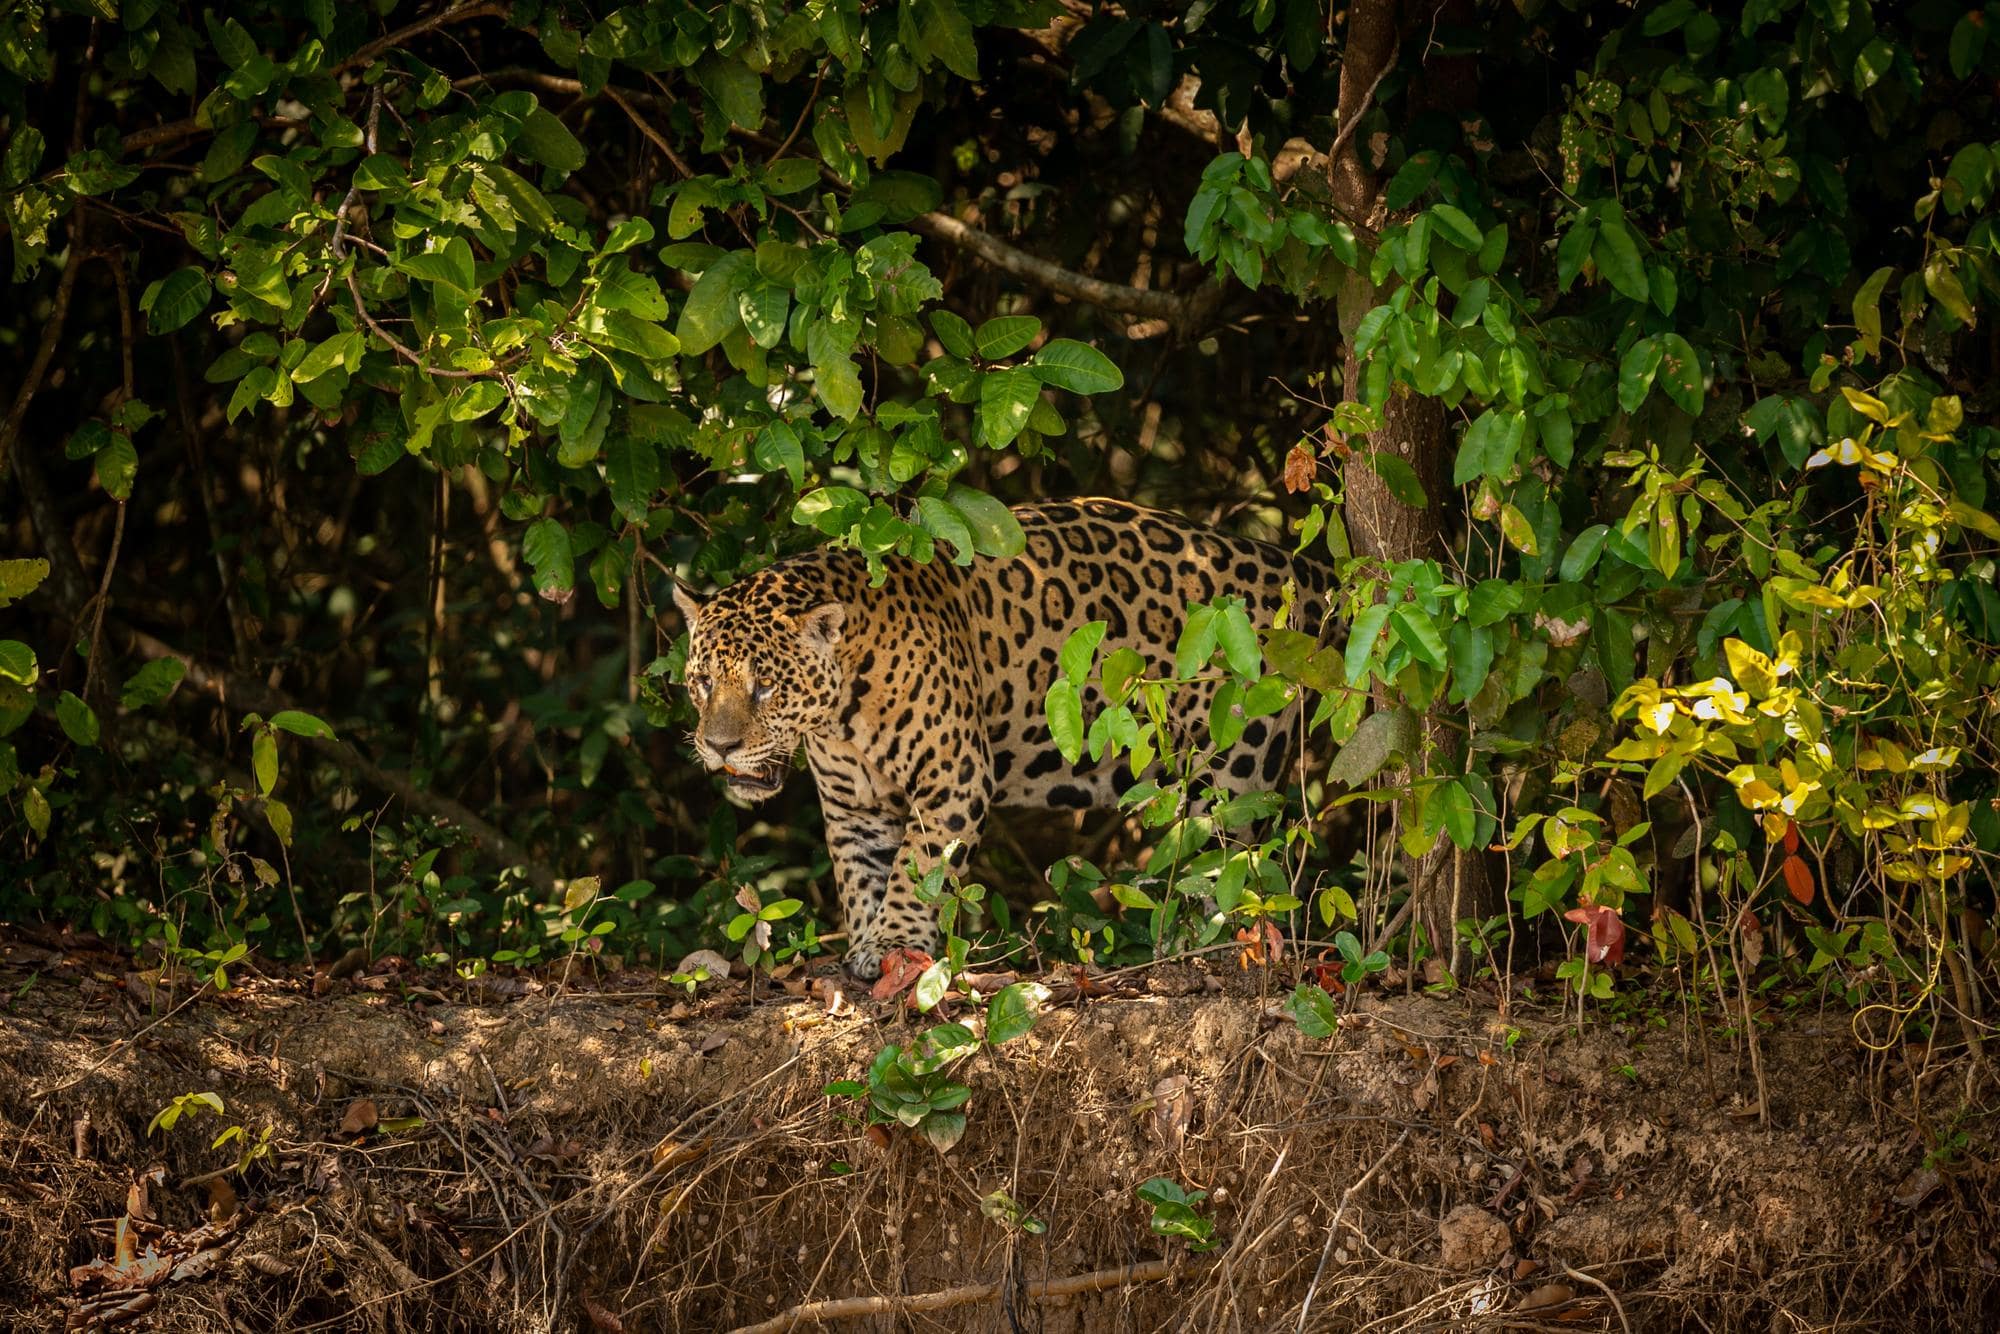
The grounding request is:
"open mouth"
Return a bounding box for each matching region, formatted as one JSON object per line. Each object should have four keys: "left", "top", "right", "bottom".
{"left": 722, "top": 761, "right": 787, "bottom": 796}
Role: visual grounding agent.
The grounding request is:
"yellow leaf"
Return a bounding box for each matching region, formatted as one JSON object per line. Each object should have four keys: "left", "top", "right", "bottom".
{"left": 1723, "top": 640, "right": 1777, "bottom": 698}
{"left": 563, "top": 876, "right": 602, "bottom": 914}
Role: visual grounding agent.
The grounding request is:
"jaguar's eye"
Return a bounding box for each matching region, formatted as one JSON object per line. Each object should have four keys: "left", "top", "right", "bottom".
{"left": 752, "top": 680, "right": 774, "bottom": 705}
{"left": 689, "top": 672, "right": 711, "bottom": 697}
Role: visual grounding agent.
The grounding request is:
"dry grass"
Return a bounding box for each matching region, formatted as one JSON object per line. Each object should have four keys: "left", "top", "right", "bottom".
{"left": 1, "top": 957, "right": 1995, "bottom": 1332}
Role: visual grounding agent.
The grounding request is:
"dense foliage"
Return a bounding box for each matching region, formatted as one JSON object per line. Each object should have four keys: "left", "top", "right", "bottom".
{"left": 3, "top": 0, "right": 1996, "bottom": 1046}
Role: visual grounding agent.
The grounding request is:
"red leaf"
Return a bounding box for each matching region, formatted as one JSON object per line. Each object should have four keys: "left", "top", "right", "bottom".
{"left": 1563, "top": 901, "right": 1626, "bottom": 966}
{"left": 1782, "top": 854, "right": 1815, "bottom": 906}
{"left": 869, "top": 948, "right": 934, "bottom": 1002}
{"left": 1780, "top": 819, "right": 1799, "bottom": 855}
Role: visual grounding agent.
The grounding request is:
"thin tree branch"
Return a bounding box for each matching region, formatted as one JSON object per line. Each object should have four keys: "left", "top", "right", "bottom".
{"left": 908, "top": 211, "right": 1223, "bottom": 325}
{"left": 119, "top": 624, "right": 557, "bottom": 892}
{"left": 337, "top": 1, "right": 509, "bottom": 76}
{"left": 726, "top": 1259, "right": 1185, "bottom": 1334}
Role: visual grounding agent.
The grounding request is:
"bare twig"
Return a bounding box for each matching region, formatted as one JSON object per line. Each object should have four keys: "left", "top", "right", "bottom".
{"left": 1295, "top": 1126, "right": 1412, "bottom": 1332}
{"left": 1560, "top": 1262, "right": 1634, "bottom": 1334}
{"left": 726, "top": 1259, "right": 1185, "bottom": 1334}
{"left": 603, "top": 85, "right": 696, "bottom": 181}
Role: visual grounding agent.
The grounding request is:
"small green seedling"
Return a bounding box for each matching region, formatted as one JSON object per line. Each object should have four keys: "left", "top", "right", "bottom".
{"left": 1138, "top": 1177, "right": 1218, "bottom": 1251}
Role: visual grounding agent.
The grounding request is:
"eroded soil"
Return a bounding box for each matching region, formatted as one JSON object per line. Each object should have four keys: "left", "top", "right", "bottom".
{"left": 1, "top": 928, "right": 1994, "bottom": 1332}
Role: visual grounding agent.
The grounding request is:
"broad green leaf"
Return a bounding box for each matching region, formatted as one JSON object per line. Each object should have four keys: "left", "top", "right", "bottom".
{"left": 943, "top": 485, "right": 1026, "bottom": 557}
{"left": 517, "top": 107, "right": 586, "bottom": 172}
{"left": 1438, "top": 779, "right": 1475, "bottom": 849}
{"left": 1327, "top": 707, "right": 1417, "bottom": 787}
{"left": 930, "top": 310, "right": 976, "bottom": 359}
{"left": 1561, "top": 525, "right": 1610, "bottom": 582}
{"left": 977, "top": 367, "right": 1040, "bottom": 447}
{"left": 269, "top": 709, "right": 335, "bottom": 739}
{"left": 120, "top": 658, "right": 185, "bottom": 710}
{"left": 522, "top": 518, "right": 574, "bottom": 602}
{"left": 1031, "top": 339, "right": 1123, "bottom": 393}
{"left": 1592, "top": 219, "right": 1649, "bottom": 302}
{"left": 141, "top": 267, "right": 211, "bottom": 334}
{"left": 1657, "top": 334, "right": 1703, "bottom": 414}
{"left": 1059, "top": 621, "right": 1108, "bottom": 682}
{"left": 1344, "top": 603, "right": 1390, "bottom": 684}
{"left": 676, "top": 252, "right": 752, "bottom": 355}
{"left": 57, "top": 691, "right": 99, "bottom": 747}
{"left": 606, "top": 434, "right": 661, "bottom": 520}
{"left": 1390, "top": 604, "right": 1447, "bottom": 670}
{"left": 252, "top": 728, "right": 278, "bottom": 795}
{"left": 974, "top": 315, "right": 1040, "bottom": 360}
{"left": 1368, "top": 451, "right": 1428, "bottom": 508}
{"left": 1617, "top": 335, "right": 1663, "bottom": 413}
{"left": 1045, "top": 678, "right": 1084, "bottom": 763}
{"left": 1429, "top": 203, "right": 1485, "bottom": 250}
{"left": 96, "top": 435, "right": 138, "bottom": 501}
{"left": 916, "top": 494, "right": 975, "bottom": 563}
{"left": 985, "top": 981, "right": 1048, "bottom": 1044}
{"left": 0, "top": 558, "right": 49, "bottom": 608}
{"left": 754, "top": 421, "right": 806, "bottom": 489}
{"left": 1216, "top": 602, "right": 1260, "bottom": 678}
{"left": 816, "top": 357, "right": 864, "bottom": 420}
{"left": 0, "top": 640, "right": 37, "bottom": 685}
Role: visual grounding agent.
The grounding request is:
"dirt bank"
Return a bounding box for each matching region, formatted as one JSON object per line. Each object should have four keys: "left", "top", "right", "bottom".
{"left": 0, "top": 933, "right": 1993, "bottom": 1331}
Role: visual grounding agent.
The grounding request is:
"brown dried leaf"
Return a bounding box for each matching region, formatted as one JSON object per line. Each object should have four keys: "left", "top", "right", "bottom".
{"left": 1518, "top": 1281, "right": 1577, "bottom": 1312}
{"left": 1283, "top": 443, "right": 1316, "bottom": 493}
{"left": 203, "top": 1178, "right": 239, "bottom": 1224}
{"left": 583, "top": 1293, "right": 626, "bottom": 1331}
{"left": 338, "top": 1098, "right": 379, "bottom": 1136}
{"left": 869, "top": 948, "right": 934, "bottom": 1002}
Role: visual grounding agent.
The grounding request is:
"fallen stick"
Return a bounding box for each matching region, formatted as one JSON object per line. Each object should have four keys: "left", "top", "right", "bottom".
{"left": 726, "top": 1258, "right": 1179, "bottom": 1333}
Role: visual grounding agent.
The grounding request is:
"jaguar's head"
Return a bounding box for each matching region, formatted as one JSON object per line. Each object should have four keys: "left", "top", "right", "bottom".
{"left": 673, "top": 580, "right": 845, "bottom": 803}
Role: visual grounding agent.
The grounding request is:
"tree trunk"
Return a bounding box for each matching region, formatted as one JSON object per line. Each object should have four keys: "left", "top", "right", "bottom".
{"left": 1330, "top": 0, "right": 1498, "bottom": 970}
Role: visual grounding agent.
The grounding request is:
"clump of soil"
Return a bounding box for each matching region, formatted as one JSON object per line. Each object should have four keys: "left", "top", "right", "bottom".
{"left": 1, "top": 929, "right": 1994, "bottom": 1332}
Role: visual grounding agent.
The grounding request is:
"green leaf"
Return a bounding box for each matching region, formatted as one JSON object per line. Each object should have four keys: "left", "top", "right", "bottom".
{"left": 1852, "top": 265, "right": 1892, "bottom": 360}
{"left": 676, "top": 252, "right": 752, "bottom": 356}
{"left": 916, "top": 0, "right": 981, "bottom": 80}
{"left": 517, "top": 107, "right": 586, "bottom": 173}
{"left": 523, "top": 518, "right": 575, "bottom": 603}
{"left": 1283, "top": 983, "right": 1339, "bottom": 1038}
{"left": 1046, "top": 678, "right": 1084, "bottom": 763}
{"left": 1216, "top": 602, "right": 1260, "bottom": 678}
{"left": 974, "top": 315, "right": 1040, "bottom": 360}
{"left": 1030, "top": 339, "right": 1123, "bottom": 394}
{"left": 268, "top": 710, "right": 335, "bottom": 739}
{"left": 449, "top": 381, "right": 505, "bottom": 421}
{"left": 252, "top": 728, "right": 278, "bottom": 795}
{"left": 1344, "top": 603, "right": 1390, "bottom": 685}
{"left": 1327, "top": 707, "right": 1416, "bottom": 787}
{"left": 930, "top": 310, "right": 976, "bottom": 359}
{"left": 57, "top": 691, "right": 99, "bottom": 747}
{"left": 1429, "top": 203, "right": 1484, "bottom": 250}
{"left": 1439, "top": 779, "right": 1475, "bottom": 849}
{"left": 1059, "top": 621, "right": 1108, "bottom": 682}
{"left": 816, "top": 357, "right": 864, "bottom": 420}
{"left": 1390, "top": 604, "right": 1447, "bottom": 670}
{"left": 95, "top": 435, "right": 138, "bottom": 501}
{"left": 754, "top": 421, "right": 806, "bottom": 489}
{"left": 0, "top": 558, "right": 50, "bottom": 608}
{"left": 1368, "top": 452, "right": 1428, "bottom": 508}
{"left": 606, "top": 434, "right": 661, "bottom": 521}
{"left": 1657, "top": 334, "right": 1702, "bottom": 414}
{"left": 1173, "top": 602, "right": 1221, "bottom": 680}
{"left": 944, "top": 485, "right": 1026, "bottom": 557}
{"left": 1617, "top": 335, "right": 1663, "bottom": 413}
{"left": 140, "top": 267, "right": 211, "bottom": 334}
{"left": 915, "top": 493, "right": 975, "bottom": 562}
{"left": 0, "top": 640, "right": 37, "bottom": 685}
{"left": 293, "top": 331, "right": 356, "bottom": 383}
{"left": 120, "top": 658, "right": 185, "bottom": 710}
{"left": 1592, "top": 220, "right": 1649, "bottom": 302}
{"left": 738, "top": 283, "right": 790, "bottom": 350}
{"left": 978, "top": 368, "right": 1041, "bottom": 448}
{"left": 1561, "top": 525, "right": 1610, "bottom": 582}
{"left": 985, "top": 981, "right": 1048, "bottom": 1045}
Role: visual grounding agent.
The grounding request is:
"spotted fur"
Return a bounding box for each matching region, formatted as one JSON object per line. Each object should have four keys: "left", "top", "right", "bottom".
{"left": 673, "top": 498, "right": 1335, "bottom": 979}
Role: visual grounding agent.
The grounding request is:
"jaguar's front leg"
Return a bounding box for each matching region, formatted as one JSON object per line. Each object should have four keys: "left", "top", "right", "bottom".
{"left": 821, "top": 803, "right": 909, "bottom": 980}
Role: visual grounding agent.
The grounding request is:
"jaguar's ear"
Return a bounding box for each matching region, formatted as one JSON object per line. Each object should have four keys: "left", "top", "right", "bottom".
{"left": 797, "top": 601, "right": 844, "bottom": 649}
{"left": 671, "top": 581, "right": 705, "bottom": 625}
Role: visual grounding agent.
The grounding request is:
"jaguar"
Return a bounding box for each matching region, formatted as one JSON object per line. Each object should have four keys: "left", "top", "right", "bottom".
{"left": 673, "top": 498, "right": 1335, "bottom": 979}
